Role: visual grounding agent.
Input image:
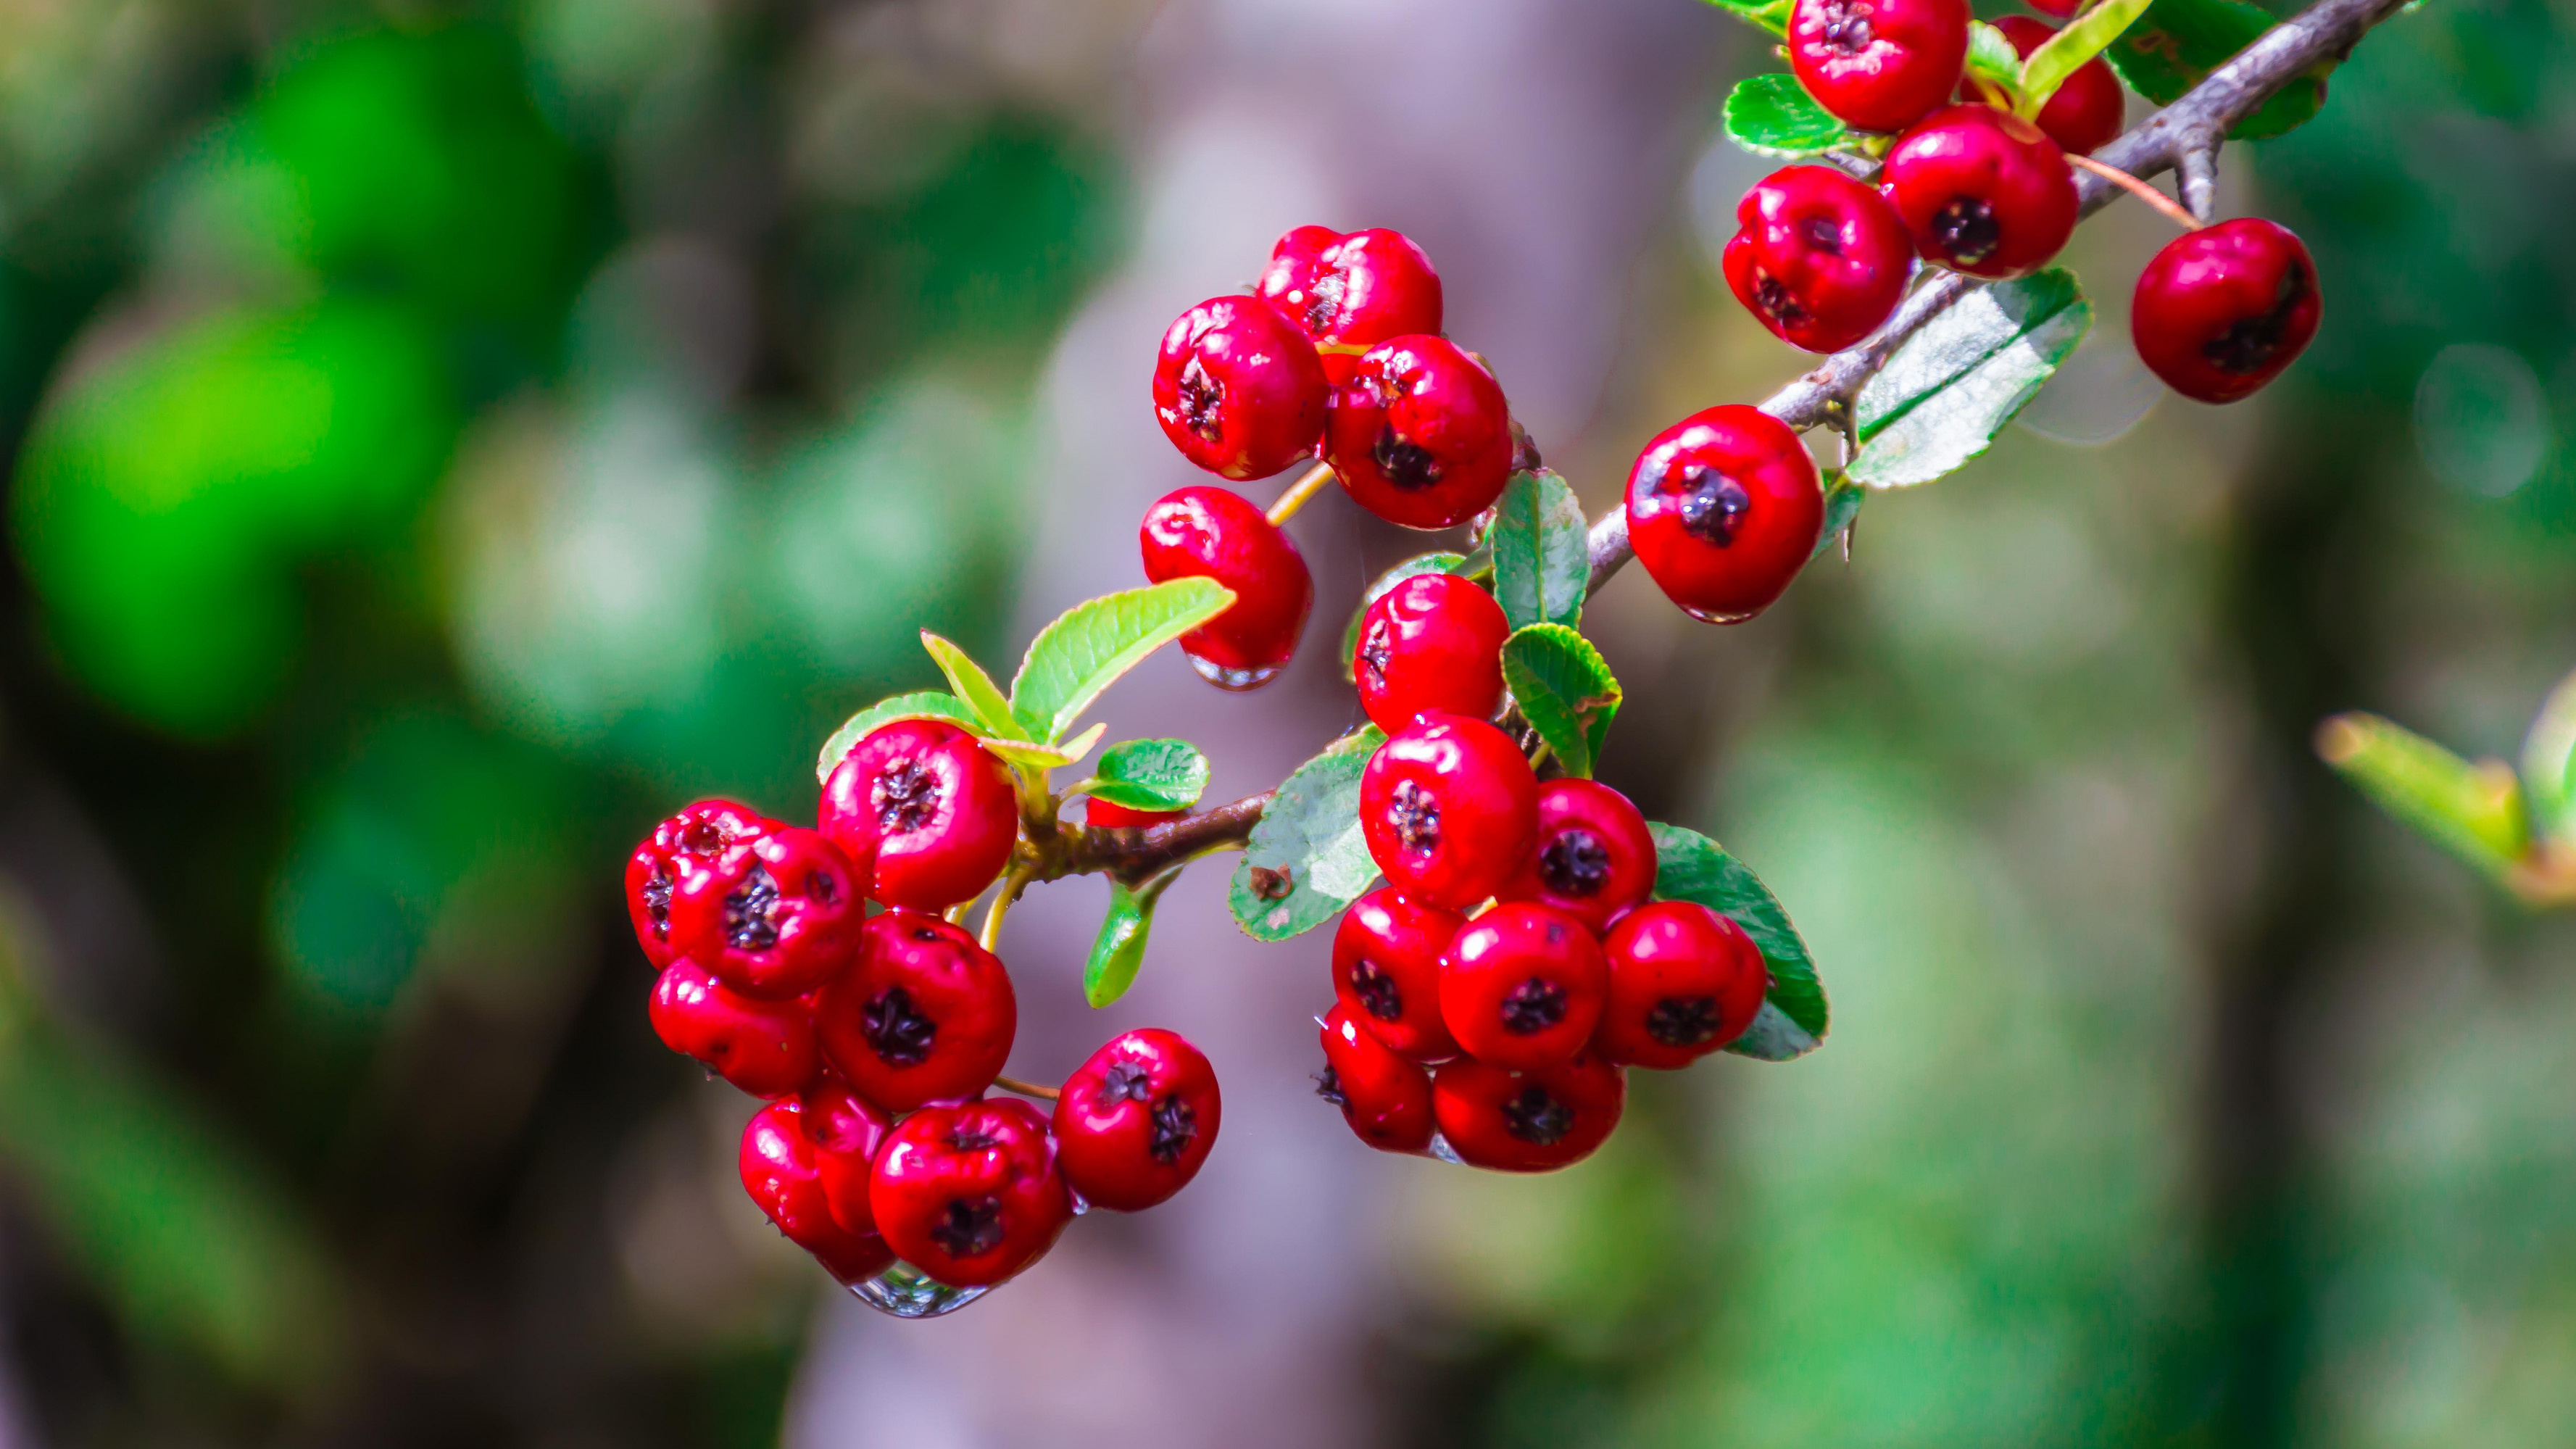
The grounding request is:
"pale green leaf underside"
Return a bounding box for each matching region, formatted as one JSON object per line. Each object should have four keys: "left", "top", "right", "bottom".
{"left": 1084, "top": 879, "right": 1158, "bottom": 1008}
{"left": 1966, "top": 20, "right": 2022, "bottom": 92}
{"left": 1009, "top": 578, "right": 1236, "bottom": 744}
{"left": 1850, "top": 267, "right": 2091, "bottom": 489}
{"left": 1489, "top": 470, "right": 1587, "bottom": 634}
{"left": 815, "top": 692, "right": 981, "bottom": 783}
{"left": 1700, "top": 0, "right": 1792, "bottom": 36}
{"left": 983, "top": 721, "right": 1106, "bottom": 771}
{"left": 1500, "top": 623, "right": 1622, "bottom": 781}
{"left": 1229, "top": 728, "right": 1385, "bottom": 942}
{"left": 1648, "top": 822, "right": 1828, "bottom": 1061}
{"left": 1722, "top": 74, "right": 1850, "bottom": 158}
{"left": 1811, "top": 475, "right": 1864, "bottom": 562}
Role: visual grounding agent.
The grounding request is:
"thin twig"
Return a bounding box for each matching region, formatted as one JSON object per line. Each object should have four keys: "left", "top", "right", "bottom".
{"left": 2068, "top": 153, "right": 2201, "bottom": 231}
{"left": 1267, "top": 460, "right": 1338, "bottom": 526}
{"left": 992, "top": 1074, "right": 1061, "bottom": 1102}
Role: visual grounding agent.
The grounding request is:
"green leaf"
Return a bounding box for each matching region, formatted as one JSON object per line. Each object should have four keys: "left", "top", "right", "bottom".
{"left": 1811, "top": 474, "right": 1864, "bottom": 561}
{"left": 1500, "top": 625, "right": 1623, "bottom": 781}
{"left": 2522, "top": 668, "right": 2576, "bottom": 844}
{"left": 1850, "top": 267, "right": 2092, "bottom": 489}
{"left": 1009, "top": 578, "right": 1237, "bottom": 744}
{"left": 2018, "top": 0, "right": 2153, "bottom": 114}
{"left": 1647, "top": 823, "right": 1828, "bottom": 1061}
{"left": 1699, "top": 0, "right": 1792, "bottom": 36}
{"left": 1339, "top": 552, "right": 1471, "bottom": 683}
{"left": 1084, "top": 877, "right": 1163, "bottom": 1008}
{"left": 1721, "top": 75, "right": 1850, "bottom": 158}
{"left": 1965, "top": 21, "right": 2025, "bottom": 104}
{"left": 2319, "top": 713, "right": 2530, "bottom": 881}
{"left": 1489, "top": 470, "right": 1587, "bottom": 633}
{"left": 2106, "top": 0, "right": 2331, "bottom": 140}
{"left": 921, "top": 631, "right": 1028, "bottom": 741}
{"left": 1229, "top": 728, "right": 1386, "bottom": 941}
{"left": 815, "top": 691, "right": 982, "bottom": 782}
{"left": 982, "top": 721, "right": 1108, "bottom": 772}
{"left": 1080, "top": 738, "right": 1212, "bottom": 813}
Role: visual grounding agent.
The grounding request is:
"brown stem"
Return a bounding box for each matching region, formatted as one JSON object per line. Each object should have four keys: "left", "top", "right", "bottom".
{"left": 1266, "top": 461, "right": 1338, "bottom": 526}
{"left": 992, "top": 1074, "right": 1061, "bottom": 1102}
{"left": 2068, "top": 153, "right": 2203, "bottom": 231}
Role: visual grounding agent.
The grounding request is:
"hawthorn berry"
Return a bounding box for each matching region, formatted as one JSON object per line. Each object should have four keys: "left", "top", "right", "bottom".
{"left": 1985, "top": 17, "right": 2123, "bottom": 158}
{"left": 1352, "top": 573, "right": 1508, "bottom": 734}
{"left": 1360, "top": 714, "right": 1540, "bottom": 910}
{"left": 1152, "top": 295, "right": 1329, "bottom": 481}
{"left": 1437, "top": 902, "right": 1608, "bottom": 1071}
{"left": 1331, "top": 887, "right": 1466, "bottom": 1062}
{"left": 1432, "top": 1053, "right": 1626, "bottom": 1174}
{"left": 1724, "top": 165, "right": 1914, "bottom": 354}
{"left": 1316, "top": 1003, "right": 1436, "bottom": 1154}
{"left": 818, "top": 718, "right": 1018, "bottom": 913}
{"left": 1324, "top": 336, "right": 1515, "bottom": 531}
{"left": 2025, "top": 0, "right": 2080, "bottom": 15}
{"left": 802, "top": 1081, "right": 897, "bottom": 1240}
{"left": 648, "top": 958, "right": 822, "bottom": 1098}
{"left": 869, "top": 1098, "right": 1073, "bottom": 1288}
{"left": 1139, "top": 484, "right": 1315, "bottom": 689}
{"left": 666, "top": 826, "right": 864, "bottom": 1000}
{"left": 1624, "top": 404, "right": 1824, "bottom": 624}
{"left": 1882, "top": 103, "right": 2079, "bottom": 280}
{"left": 814, "top": 910, "right": 1016, "bottom": 1113}
{"left": 1052, "top": 1028, "right": 1222, "bottom": 1212}
{"left": 626, "top": 800, "right": 774, "bottom": 968}
{"left": 1085, "top": 798, "right": 1185, "bottom": 829}
{"left": 741, "top": 1097, "right": 897, "bottom": 1284}
{"left": 1788, "top": 0, "right": 1972, "bottom": 134}
{"left": 1256, "top": 226, "right": 1444, "bottom": 381}
{"left": 1499, "top": 779, "right": 1658, "bottom": 935}
{"left": 2130, "top": 218, "right": 2322, "bottom": 404}
{"left": 1595, "top": 901, "right": 1769, "bottom": 1069}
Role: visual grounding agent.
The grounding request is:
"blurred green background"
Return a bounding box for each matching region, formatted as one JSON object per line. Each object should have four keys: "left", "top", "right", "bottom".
{"left": 0, "top": 0, "right": 2567, "bottom": 1445}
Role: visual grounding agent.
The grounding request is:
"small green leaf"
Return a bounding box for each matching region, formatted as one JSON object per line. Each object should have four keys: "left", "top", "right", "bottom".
{"left": 1489, "top": 470, "right": 1587, "bottom": 633}
{"left": 1500, "top": 625, "right": 1622, "bottom": 781}
{"left": 815, "top": 692, "right": 982, "bottom": 782}
{"left": 1080, "top": 739, "right": 1212, "bottom": 813}
{"left": 2319, "top": 713, "right": 2530, "bottom": 881}
{"left": 2018, "top": 0, "right": 2153, "bottom": 115}
{"left": 1009, "top": 578, "right": 1237, "bottom": 744}
{"left": 1084, "top": 877, "right": 1164, "bottom": 1007}
{"left": 2106, "top": 0, "right": 2331, "bottom": 140}
{"left": 1850, "top": 267, "right": 2091, "bottom": 489}
{"left": 1965, "top": 22, "right": 2025, "bottom": 104}
{"left": 921, "top": 631, "right": 1028, "bottom": 741}
{"left": 1811, "top": 475, "right": 1864, "bottom": 561}
{"left": 1340, "top": 552, "right": 1470, "bottom": 682}
{"left": 1450, "top": 544, "right": 1495, "bottom": 583}
{"left": 982, "top": 721, "right": 1108, "bottom": 772}
{"left": 1648, "top": 823, "right": 1827, "bottom": 1061}
{"left": 1699, "top": 0, "right": 1792, "bottom": 35}
{"left": 1721, "top": 74, "right": 1850, "bottom": 158}
{"left": 2522, "top": 669, "right": 2576, "bottom": 844}
{"left": 1229, "top": 728, "right": 1386, "bottom": 942}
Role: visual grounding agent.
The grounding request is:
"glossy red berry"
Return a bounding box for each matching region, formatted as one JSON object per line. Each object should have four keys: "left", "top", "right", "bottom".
{"left": 1331, "top": 888, "right": 1465, "bottom": 1062}
{"left": 2024, "top": 0, "right": 2080, "bottom": 15}
{"left": 814, "top": 910, "right": 1016, "bottom": 1113}
{"left": 2131, "top": 218, "right": 2321, "bottom": 404}
{"left": 1624, "top": 404, "right": 1824, "bottom": 624}
{"left": 818, "top": 718, "right": 1018, "bottom": 913}
{"left": 1085, "top": 798, "right": 1185, "bottom": 829}
{"left": 741, "top": 1097, "right": 897, "bottom": 1284}
{"left": 1324, "top": 336, "right": 1514, "bottom": 531}
{"left": 1360, "top": 714, "right": 1540, "bottom": 910}
{"left": 1724, "top": 165, "right": 1914, "bottom": 354}
{"left": 802, "top": 1081, "right": 897, "bottom": 1240}
{"left": 1257, "top": 226, "right": 1444, "bottom": 381}
{"left": 626, "top": 800, "right": 774, "bottom": 968}
{"left": 1052, "top": 1028, "right": 1222, "bottom": 1212}
{"left": 1789, "top": 0, "right": 1972, "bottom": 134}
{"left": 1499, "top": 780, "right": 1657, "bottom": 934}
{"left": 1882, "top": 104, "right": 2078, "bottom": 280}
{"left": 1316, "top": 1003, "right": 1435, "bottom": 1153}
{"left": 667, "top": 826, "right": 864, "bottom": 1000}
{"left": 1352, "top": 573, "right": 1508, "bottom": 734}
{"left": 1437, "top": 902, "right": 1607, "bottom": 1071}
{"left": 649, "top": 958, "right": 822, "bottom": 1098}
{"left": 1432, "top": 1053, "right": 1625, "bottom": 1173}
{"left": 1139, "top": 484, "right": 1315, "bottom": 689}
{"left": 1595, "top": 901, "right": 1769, "bottom": 1069}
{"left": 869, "top": 1098, "right": 1073, "bottom": 1288}
{"left": 1152, "top": 295, "right": 1329, "bottom": 481}
{"left": 1985, "top": 17, "right": 2122, "bottom": 157}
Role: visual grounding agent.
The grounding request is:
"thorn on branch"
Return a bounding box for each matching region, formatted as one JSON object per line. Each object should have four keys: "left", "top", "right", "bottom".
{"left": 2176, "top": 129, "right": 2221, "bottom": 225}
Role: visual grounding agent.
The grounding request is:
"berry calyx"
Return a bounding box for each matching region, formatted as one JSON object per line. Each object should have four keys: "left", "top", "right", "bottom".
{"left": 1359, "top": 714, "right": 1540, "bottom": 910}
{"left": 1139, "top": 484, "right": 1316, "bottom": 690}
{"left": 1052, "top": 1028, "right": 1223, "bottom": 1212}
{"left": 648, "top": 958, "right": 823, "bottom": 1098}
{"left": 1985, "top": 17, "right": 2122, "bottom": 158}
{"left": 1324, "top": 336, "right": 1515, "bottom": 531}
{"left": 1499, "top": 779, "right": 1658, "bottom": 934}
{"left": 666, "top": 826, "right": 864, "bottom": 999}
{"left": 871, "top": 1098, "right": 1073, "bottom": 1288}
{"left": 741, "top": 1097, "right": 897, "bottom": 1285}
{"left": 1256, "top": 226, "right": 1444, "bottom": 381}
{"left": 802, "top": 1081, "right": 897, "bottom": 1240}
{"left": 1085, "top": 798, "right": 1186, "bottom": 829}
{"left": 1352, "top": 573, "right": 1509, "bottom": 734}
{"left": 814, "top": 910, "right": 1016, "bottom": 1112}
{"left": 1881, "top": 103, "right": 2079, "bottom": 280}
{"left": 626, "top": 800, "right": 774, "bottom": 968}
{"left": 1788, "top": 0, "right": 1972, "bottom": 134}
{"left": 1595, "top": 901, "right": 1769, "bottom": 1069}
{"left": 1436, "top": 902, "right": 1608, "bottom": 1071}
{"left": 1331, "top": 887, "right": 1466, "bottom": 1062}
{"left": 1316, "top": 1003, "right": 1436, "bottom": 1154}
{"left": 1152, "top": 295, "right": 1329, "bottom": 481}
{"left": 1624, "top": 404, "right": 1824, "bottom": 624}
{"left": 1431, "top": 1053, "right": 1626, "bottom": 1173}
{"left": 818, "top": 718, "right": 1019, "bottom": 913}
{"left": 2130, "top": 218, "right": 2322, "bottom": 404}
{"left": 1723, "top": 165, "right": 1915, "bottom": 354}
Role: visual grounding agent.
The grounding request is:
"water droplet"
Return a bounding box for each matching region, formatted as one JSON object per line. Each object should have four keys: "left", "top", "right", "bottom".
{"left": 2414, "top": 343, "right": 2546, "bottom": 498}
{"left": 1187, "top": 655, "right": 1281, "bottom": 691}
{"left": 848, "top": 1261, "right": 988, "bottom": 1319}
{"left": 1426, "top": 1130, "right": 1465, "bottom": 1166}
{"left": 1069, "top": 1189, "right": 1092, "bottom": 1217}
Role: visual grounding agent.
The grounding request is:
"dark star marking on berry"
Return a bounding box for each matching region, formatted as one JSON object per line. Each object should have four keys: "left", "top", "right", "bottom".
{"left": 1147, "top": 1095, "right": 1197, "bottom": 1163}
{"left": 863, "top": 985, "right": 936, "bottom": 1066}
{"left": 723, "top": 866, "right": 781, "bottom": 950}
{"left": 1176, "top": 355, "right": 1226, "bottom": 441}
{"left": 929, "top": 1195, "right": 1006, "bottom": 1258}
{"left": 1930, "top": 196, "right": 2000, "bottom": 267}
{"left": 1753, "top": 274, "right": 1811, "bottom": 328}
{"left": 1312, "top": 1065, "right": 1347, "bottom": 1108}
{"left": 873, "top": 760, "right": 942, "bottom": 834}
{"left": 1816, "top": 0, "right": 1874, "bottom": 52}
{"left": 1388, "top": 779, "right": 1441, "bottom": 854}
{"left": 1501, "top": 1086, "right": 1572, "bottom": 1145}
{"left": 643, "top": 863, "right": 674, "bottom": 935}
{"left": 1539, "top": 829, "right": 1611, "bottom": 898}
{"left": 1646, "top": 995, "right": 1724, "bottom": 1047}
{"left": 1373, "top": 425, "right": 1443, "bottom": 491}
{"left": 678, "top": 819, "right": 729, "bottom": 854}
{"left": 2203, "top": 258, "right": 2311, "bottom": 375}
{"left": 947, "top": 1125, "right": 1000, "bottom": 1152}
{"left": 1348, "top": 959, "right": 1403, "bottom": 1020}
{"left": 1500, "top": 977, "right": 1569, "bottom": 1034}
{"left": 1358, "top": 617, "right": 1393, "bottom": 684}
{"left": 1671, "top": 462, "right": 1753, "bottom": 547}
{"left": 1096, "top": 1060, "right": 1154, "bottom": 1109}
{"left": 805, "top": 870, "right": 838, "bottom": 905}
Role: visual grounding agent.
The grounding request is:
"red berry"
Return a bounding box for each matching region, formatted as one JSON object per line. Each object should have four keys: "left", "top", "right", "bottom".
{"left": 1139, "top": 484, "right": 1314, "bottom": 689}
{"left": 1432, "top": 1053, "right": 1625, "bottom": 1173}
{"left": 1985, "top": 17, "right": 2122, "bottom": 157}
{"left": 818, "top": 719, "right": 1018, "bottom": 913}
{"left": 1881, "top": 104, "right": 2078, "bottom": 280}
{"left": 1359, "top": 714, "right": 1540, "bottom": 910}
{"left": 1316, "top": 1002, "right": 1435, "bottom": 1153}
{"left": 1085, "top": 798, "right": 1185, "bottom": 829}
{"left": 667, "top": 826, "right": 864, "bottom": 999}
{"left": 1724, "top": 165, "right": 1914, "bottom": 354}
{"left": 1331, "top": 888, "right": 1465, "bottom": 1062}
{"left": 1352, "top": 573, "right": 1508, "bottom": 734}
{"left": 741, "top": 1097, "right": 897, "bottom": 1284}
{"left": 1152, "top": 295, "right": 1328, "bottom": 481}
{"left": 1595, "top": 901, "right": 1769, "bottom": 1069}
{"left": 1436, "top": 902, "right": 1606, "bottom": 1071}
{"left": 649, "top": 958, "right": 822, "bottom": 1097}
{"left": 1324, "top": 336, "right": 1514, "bottom": 531}
{"left": 802, "top": 1081, "right": 897, "bottom": 1239}
{"left": 2130, "top": 218, "right": 2321, "bottom": 404}
{"left": 2024, "top": 0, "right": 2080, "bottom": 18}
{"left": 1256, "top": 225, "right": 1444, "bottom": 381}
{"left": 869, "top": 1098, "right": 1073, "bottom": 1288}
{"left": 814, "top": 910, "right": 1016, "bottom": 1113}
{"left": 1052, "top": 1028, "right": 1222, "bottom": 1212}
{"left": 626, "top": 800, "right": 774, "bottom": 968}
{"left": 1498, "top": 780, "right": 1657, "bottom": 935}
{"left": 1623, "top": 404, "right": 1824, "bottom": 624}
{"left": 1789, "top": 0, "right": 1971, "bottom": 134}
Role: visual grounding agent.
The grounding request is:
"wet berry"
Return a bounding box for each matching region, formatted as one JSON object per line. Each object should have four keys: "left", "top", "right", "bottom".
{"left": 802, "top": 1081, "right": 897, "bottom": 1240}
{"left": 1432, "top": 1053, "right": 1626, "bottom": 1173}
{"left": 1789, "top": 0, "right": 1972, "bottom": 134}
{"left": 1256, "top": 226, "right": 1444, "bottom": 382}
{"left": 626, "top": 800, "right": 774, "bottom": 968}
{"left": 741, "top": 1096, "right": 897, "bottom": 1285}
{"left": 666, "top": 826, "right": 863, "bottom": 1000}
{"left": 1139, "top": 484, "right": 1315, "bottom": 690}
{"left": 819, "top": 718, "right": 1018, "bottom": 913}
{"left": 1882, "top": 103, "right": 2078, "bottom": 280}
{"left": 648, "top": 958, "right": 822, "bottom": 1098}
{"left": 814, "top": 910, "right": 1015, "bottom": 1113}
{"left": 2131, "top": 218, "right": 2321, "bottom": 404}
{"left": 1316, "top": 1002, "right": 1436, "bottom": 1154}
{"left": 1595, "top": 901, "right": 1770, "bottom": 1069}
{"left": 869, "top": 1098, "right": 1073, "bottom": 1288}
{"left": 1360, "top": 714, "right": 1540, "bottom": 910}
{"left": 1152, "top": 295, "right": 1329, "bottom": 481}
{"left": 1499, "top": 779, "right": 1658, "bottom": 934}
{"left": 1053, "top": 1028, "right": 1222, "bottom": 1212}
{"left": 1352, "top": 573, "right": 1508, "bottom": 734}
{"left": 1331, "top": 887, "right": 1466, "bottom": 1062}
{"left": 1324, "top": 336, "right": 1515, "bottom": 531}
{"left": 1624, "top": 404, "right": 1824, "bottom": 624}
{"left": 1437, "top": 902, "right": 1608, "bottom": 1071}
{"left": 1724, "top": 165, "right": 1915, "bottom": 354}
{"left": 1985, "top": 17, "right": 2122, "bottom": 157}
